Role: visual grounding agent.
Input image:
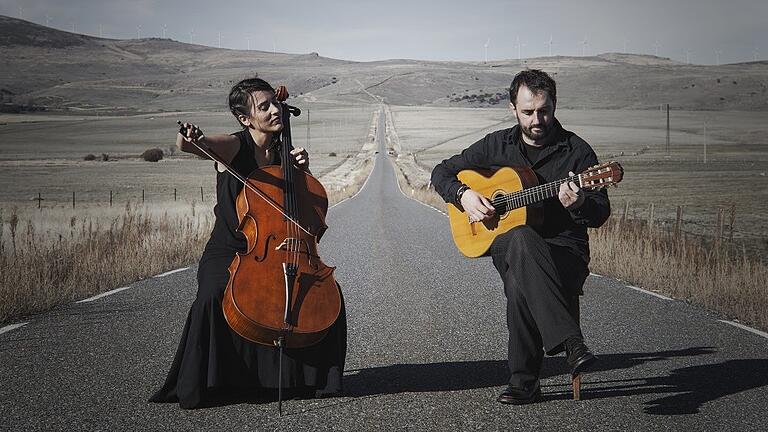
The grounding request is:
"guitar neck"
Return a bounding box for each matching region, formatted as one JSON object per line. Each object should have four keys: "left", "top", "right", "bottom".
{"left": 493, "top": 174, "right": 580, "bottom": 210}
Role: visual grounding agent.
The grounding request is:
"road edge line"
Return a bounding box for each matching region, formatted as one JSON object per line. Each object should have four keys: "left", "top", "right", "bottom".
{"left": 718, "top": 320, "right": 768, "bottom": 340}
{"left": 76, "top": 286, "right": 131, "bottom": 303}
{"left": 154, "top": 267, "right": 190, "bottom": 278}
{"left": 0, "top": 322, "right": 29, "bottom": 335}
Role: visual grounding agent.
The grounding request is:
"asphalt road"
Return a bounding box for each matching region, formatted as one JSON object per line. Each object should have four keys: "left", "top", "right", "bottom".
{"left": 2, "top": 112, "right": 767, "bottom": 431}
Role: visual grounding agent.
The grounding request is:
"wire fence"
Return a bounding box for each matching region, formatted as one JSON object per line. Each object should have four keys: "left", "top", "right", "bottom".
{"left": 14, "top": 186, "right": 212, "bottom": 210}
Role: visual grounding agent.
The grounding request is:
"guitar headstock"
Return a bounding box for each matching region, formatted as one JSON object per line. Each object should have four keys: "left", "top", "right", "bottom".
{"left": 580, "top": 161, "right": 624, "bottom": 189}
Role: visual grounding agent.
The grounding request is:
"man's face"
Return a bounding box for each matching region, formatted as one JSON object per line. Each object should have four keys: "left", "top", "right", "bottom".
{"left": 510, "top": 85, "right": 555, "bottom": 146}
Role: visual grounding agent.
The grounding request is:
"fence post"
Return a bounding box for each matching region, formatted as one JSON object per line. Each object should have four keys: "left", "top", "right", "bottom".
{"left": 142, "top": 189, "right": 145, "bottom": 203}
{"left": 37, "top": 192, "right": 42, "bottom": 209}
{"left": 174, "top": 188, "right": 177, "bottom": 201}
{"left": 72, "top": 191, "right": 75, "bottom": 209}
{"left": 110, "top": 190, "right": 113, "bottom": 207}
{"left": 200, "top": 186, "right": 204, "bottom": 202}
{"left": 648, "top": 203, "right": 655, "bottom": 231}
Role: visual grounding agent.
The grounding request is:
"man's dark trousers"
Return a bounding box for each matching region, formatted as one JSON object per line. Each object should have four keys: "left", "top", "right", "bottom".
{"left": 490, "top": 225, "right": 589, "bottom": 393}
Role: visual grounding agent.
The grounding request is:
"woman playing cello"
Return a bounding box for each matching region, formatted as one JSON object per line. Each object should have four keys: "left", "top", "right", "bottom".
{"left": 150, "top": 77, "right": 346, "bottom": 409}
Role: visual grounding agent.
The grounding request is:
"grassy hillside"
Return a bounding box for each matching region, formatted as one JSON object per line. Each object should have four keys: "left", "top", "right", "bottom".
{"left": 2, "top": 15, "right": 767, "bottom": 113}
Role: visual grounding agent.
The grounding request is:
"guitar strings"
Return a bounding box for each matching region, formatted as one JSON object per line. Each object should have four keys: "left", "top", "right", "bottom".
{"left": 491, "top": 175, "right": 579, "bottom": 210}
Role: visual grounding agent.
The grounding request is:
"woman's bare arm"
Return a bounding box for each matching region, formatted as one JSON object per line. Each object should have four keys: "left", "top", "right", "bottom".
{"left": 177, "top": 122, "right": 240, "bottom": 165}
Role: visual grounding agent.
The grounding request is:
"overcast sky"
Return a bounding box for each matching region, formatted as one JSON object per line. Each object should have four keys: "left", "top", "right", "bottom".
{"left": 1, "top": 0, "right": 765, "bottom": 64}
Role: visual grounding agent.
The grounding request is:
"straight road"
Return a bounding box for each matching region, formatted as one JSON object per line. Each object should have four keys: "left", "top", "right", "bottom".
{"left": 1, "top": 112, "right": 767, "bottom": 431}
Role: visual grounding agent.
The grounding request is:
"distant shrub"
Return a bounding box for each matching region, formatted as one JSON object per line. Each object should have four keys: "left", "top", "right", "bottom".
{"left": 84, "top": 154, "right": 96, "bottom": 161}
{"left": 328, "top": 152, "right": 337, "bottom": 157}
{"left": 141, "top": 148, "right": 164, "bottom": 162}
{"left": 101, "top": 153, "right": 109, "bottom": 161}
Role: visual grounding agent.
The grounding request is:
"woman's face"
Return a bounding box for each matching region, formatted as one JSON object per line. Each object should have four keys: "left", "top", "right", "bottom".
{"left": 240, "top": 90, "right": 283, "bottom": 133}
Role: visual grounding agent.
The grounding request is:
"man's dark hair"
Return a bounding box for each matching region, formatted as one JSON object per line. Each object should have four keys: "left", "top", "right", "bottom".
{"left": 228, "top": 77, "right": 275, "bottom": 127}
{"left": 508, "top": 69, "right": 557, "bottom": 107}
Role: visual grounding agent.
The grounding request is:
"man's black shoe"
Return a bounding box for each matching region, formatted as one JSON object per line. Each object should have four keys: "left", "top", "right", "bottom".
{"left": 497, "top": 382, "right": 541, "bottom": 405}
{"left": 565, "top": 336, "right": 597, "bottom": 376}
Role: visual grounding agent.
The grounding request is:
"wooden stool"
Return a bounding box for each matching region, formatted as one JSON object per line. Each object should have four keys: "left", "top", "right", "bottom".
{"left": 569, "top": 295, "right": 585, "bottom": 401}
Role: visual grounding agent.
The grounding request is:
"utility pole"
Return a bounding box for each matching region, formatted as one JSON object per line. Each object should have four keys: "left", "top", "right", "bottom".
{"left": 484, "top": 38, "right": 490, "bottom": 64}
{"left": 703, "top": 121, "right": 707, "bottom": 164}
{"left": 306, "top": 107, "right": 311, "bottom": 150}
{"left": 666, "top": 103, "right": 670, "bottom": 156}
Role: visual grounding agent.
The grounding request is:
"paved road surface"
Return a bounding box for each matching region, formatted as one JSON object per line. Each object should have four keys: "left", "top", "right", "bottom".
{"left": 2, "top": 112, "right": 767, "bottom": 431}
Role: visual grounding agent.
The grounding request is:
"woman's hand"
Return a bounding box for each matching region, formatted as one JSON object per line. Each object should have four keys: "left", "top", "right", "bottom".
{"left": 290, "top": 147, "right": 309, "bottom": 170}
{"left": 176, "top": 122, "right": 206, "bottom": 152}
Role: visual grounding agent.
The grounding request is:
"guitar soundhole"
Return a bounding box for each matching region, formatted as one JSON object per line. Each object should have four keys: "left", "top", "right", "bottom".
{"left": 492, "top": 190, "right": 510, "bottom": 220}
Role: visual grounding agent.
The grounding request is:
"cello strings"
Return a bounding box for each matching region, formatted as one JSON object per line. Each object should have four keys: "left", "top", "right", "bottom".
{"left": 187, "top": 135, "right": 313, "bottom": 237}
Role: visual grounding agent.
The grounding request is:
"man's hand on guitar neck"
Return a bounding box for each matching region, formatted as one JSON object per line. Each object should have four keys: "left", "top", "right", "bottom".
{"left": 558, "top": 171, "right": 585, "bottom": 209}
{"left": 460, "top": 189, "right": 496, "bottom": 223}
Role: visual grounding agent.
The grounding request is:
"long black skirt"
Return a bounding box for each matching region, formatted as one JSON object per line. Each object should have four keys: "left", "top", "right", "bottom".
{"left": 149, "top": 252, "right": 347, "bottom": 409}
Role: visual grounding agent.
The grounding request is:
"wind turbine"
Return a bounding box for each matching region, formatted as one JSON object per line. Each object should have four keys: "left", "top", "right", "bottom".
{"left": 137, "top": 24, "right": 142, "bottom": 39}
{"left": 99, "top": 24, "right": 103, "bottom": 38}
{"left": 653, "top": 39, "right": 660, "bottom": 57}
{"left": 71, "top": 22, "right": 76, "bottom": 33}
{"left": 45, "top": 15, "right": 51, "bottom": 27}
{"left": 754, "top": 47, "right": 760, "bottom": 62}
{"left": 623, "top": 37, "right": 628, "bottom": 54}
{"left": 484, "top": 38, "right": 490, "bottom": 64}
{"left": 581, "top": 35, "right": 588, "bottom": 57}
{"left": 548, "top": 34, "right": 553, "bottom": 57}
{"left": 246, "top": 35, "right": 251, "bottom": 50}
{"left": 189, "top": 29, "right": 194, "bottom": 44}
{"left": 715, "top": 49, "right": 722, "bottom": 65}
{"left": 18, "top": 6, "right": 22, "bottom": 19}
{"left": 162, "top": 24, "right": 167, "bottom": 39}
{"left": 515, "top": 36, "right": 525, "bottom": 65}
{"left": 218, "top": 31, "right": 222, "bottom": 48}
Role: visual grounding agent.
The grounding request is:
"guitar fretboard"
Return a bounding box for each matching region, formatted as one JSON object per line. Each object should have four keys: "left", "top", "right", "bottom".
{"left": 491, "top": 175, "right": 580, "bottom": 210}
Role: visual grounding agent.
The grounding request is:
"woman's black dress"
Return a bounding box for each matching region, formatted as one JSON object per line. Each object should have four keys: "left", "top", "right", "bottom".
{"left": 150, "top": 130, "right": 347, "bottom": 409}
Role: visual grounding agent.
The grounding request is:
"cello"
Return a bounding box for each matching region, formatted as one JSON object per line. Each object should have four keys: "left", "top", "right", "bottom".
{"left": 178, "top": 86, "right": 341, "bottom": 413}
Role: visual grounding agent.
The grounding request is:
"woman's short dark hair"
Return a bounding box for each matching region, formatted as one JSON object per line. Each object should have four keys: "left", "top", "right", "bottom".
{"left": 508, "top": 69, "right": 557, "bottom": 107}
{"left": 228, "top": 77, "right": 275, "bottom": 127}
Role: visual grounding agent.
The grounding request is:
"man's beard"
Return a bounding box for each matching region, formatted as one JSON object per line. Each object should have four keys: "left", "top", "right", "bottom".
{"left": 520, "top": 121, "right": 551, "bottom": 142}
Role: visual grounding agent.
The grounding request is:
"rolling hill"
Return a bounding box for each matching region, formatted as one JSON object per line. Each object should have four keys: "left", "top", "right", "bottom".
{"left": 2, "top": 15, "right": 767, "bottom": 114}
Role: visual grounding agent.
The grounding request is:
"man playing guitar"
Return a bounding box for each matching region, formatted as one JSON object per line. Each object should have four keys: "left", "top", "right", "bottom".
{"left": 431, "top": 69, "right": 611, "bottom": 404}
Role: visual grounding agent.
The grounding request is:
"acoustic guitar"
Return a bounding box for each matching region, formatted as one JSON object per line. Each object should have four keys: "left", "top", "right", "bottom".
{"left": 447, "top": 161, "right": 623, "bottom": 257}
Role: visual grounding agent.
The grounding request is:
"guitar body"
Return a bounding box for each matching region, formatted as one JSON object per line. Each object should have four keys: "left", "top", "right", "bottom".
{"left": 448, "top": 166, "right": 541, "bottom": 258}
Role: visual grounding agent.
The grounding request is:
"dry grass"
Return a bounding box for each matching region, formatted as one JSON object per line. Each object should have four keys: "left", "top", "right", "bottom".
{"left": 0, "top": 202, "right": 213, "bottom": 323}
{"left": 0, "top": 161, "right": 374, "bottom": 324}
{"left": 590, "top": 215, "right": 768, "bottom": 331}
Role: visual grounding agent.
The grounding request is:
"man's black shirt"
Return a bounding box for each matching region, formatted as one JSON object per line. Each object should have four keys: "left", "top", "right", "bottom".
{"left": 430, "top": 120, "right": 611, "bottom": 264}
